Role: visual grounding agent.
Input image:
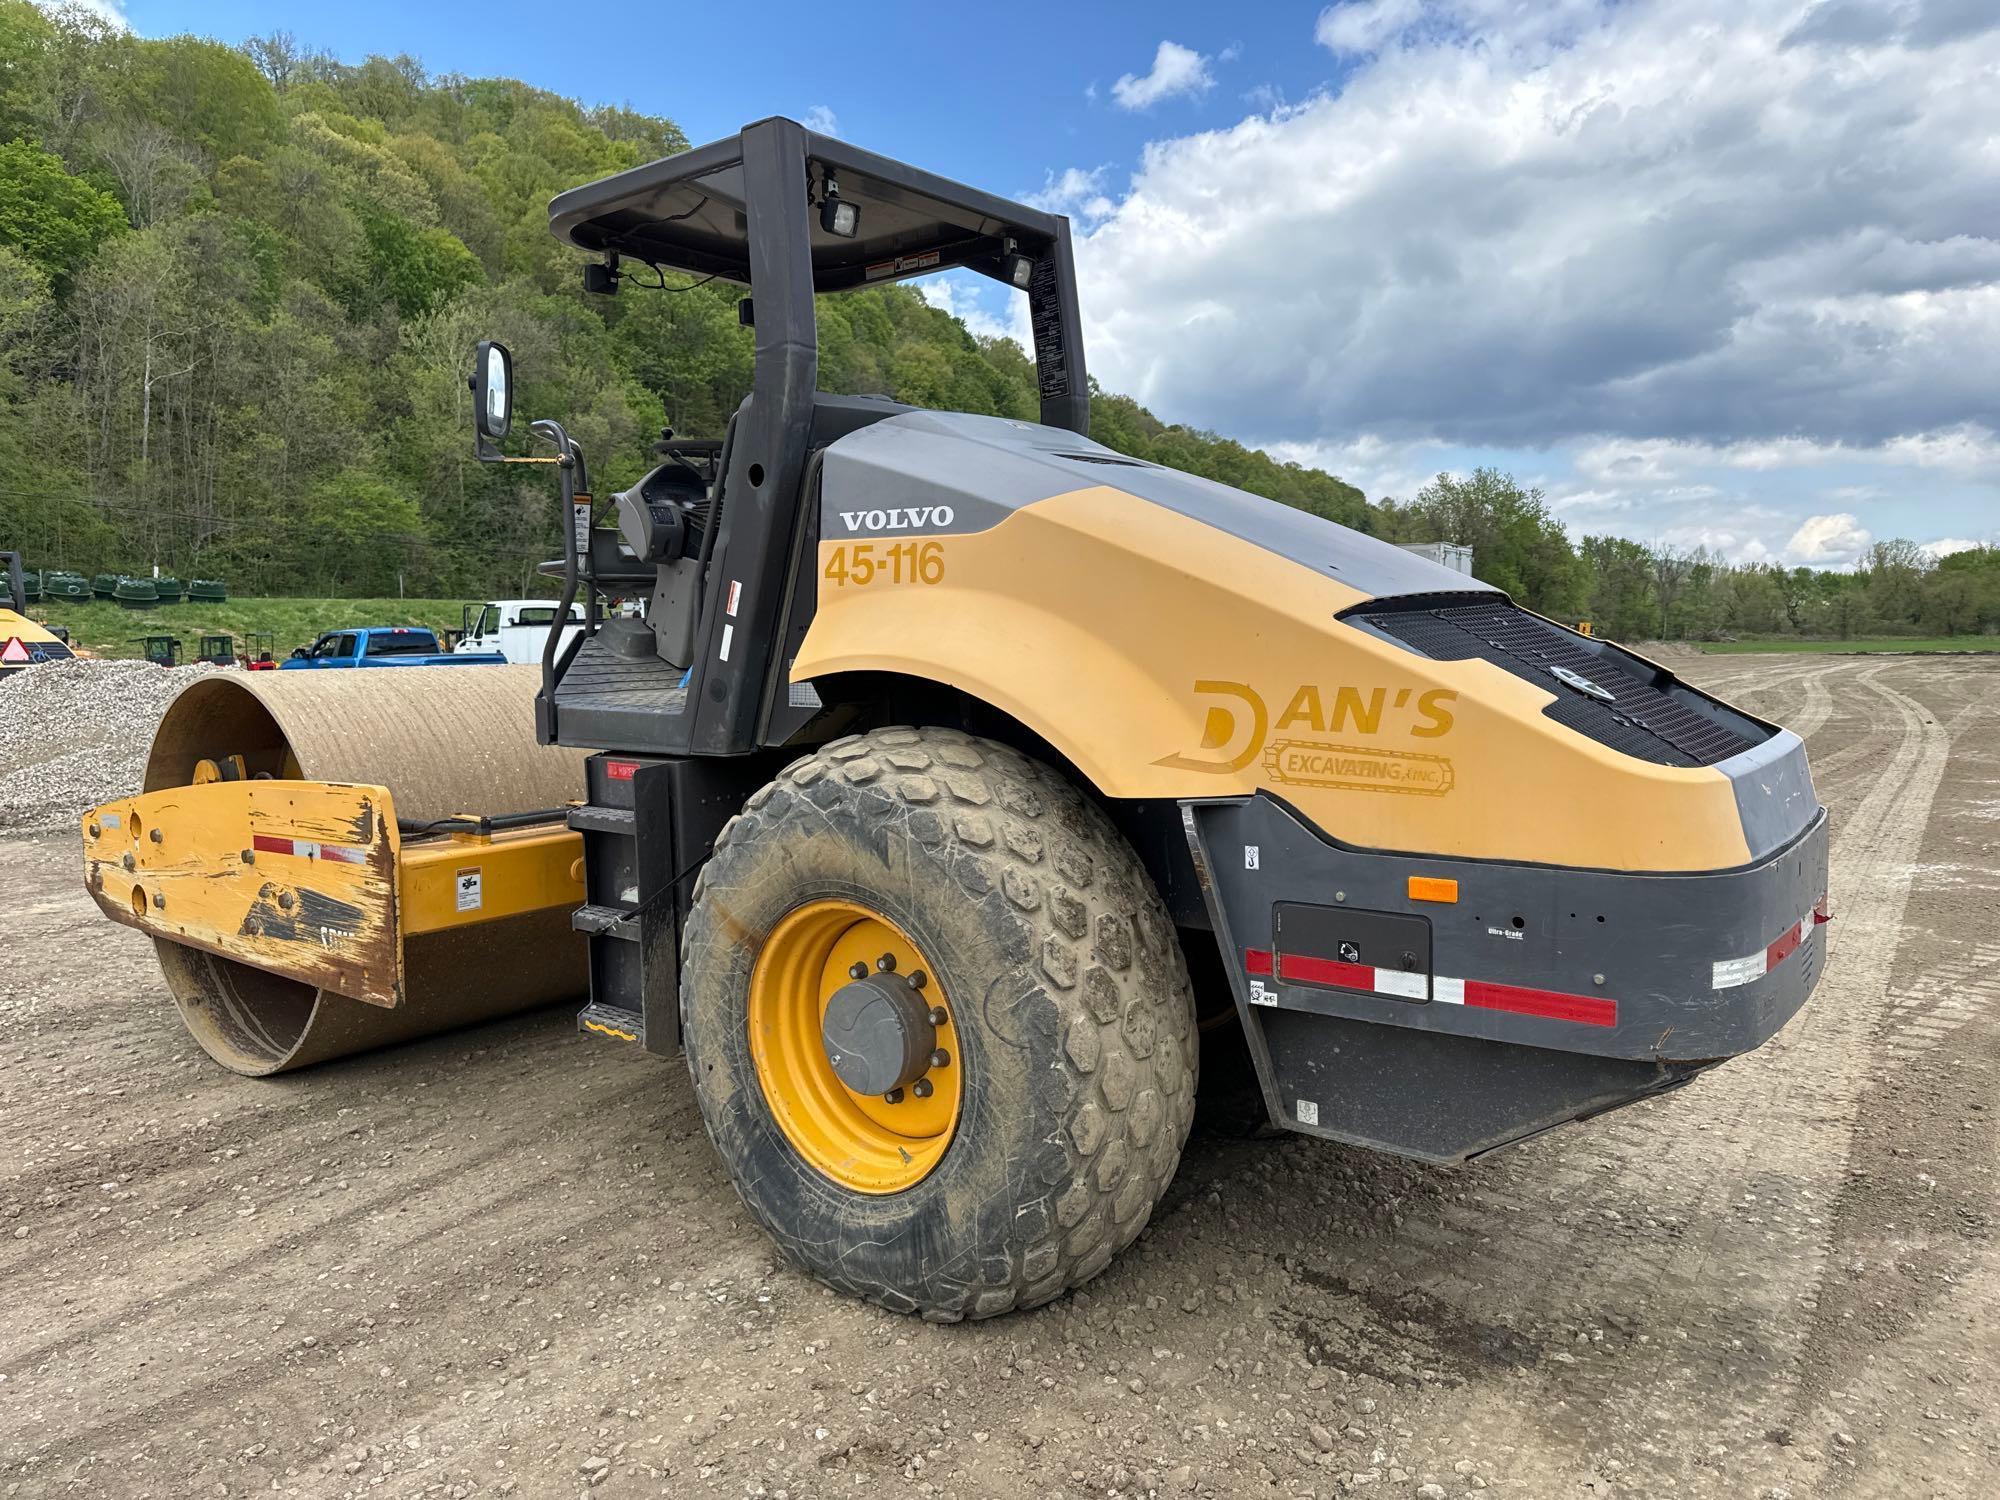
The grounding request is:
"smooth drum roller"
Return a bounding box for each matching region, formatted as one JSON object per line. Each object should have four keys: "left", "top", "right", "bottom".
{"left": 82, "top": 667, "right": 590, "bottom": 1076}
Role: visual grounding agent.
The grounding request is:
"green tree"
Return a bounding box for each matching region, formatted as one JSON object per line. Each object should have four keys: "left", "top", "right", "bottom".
{"left": 1578, "top": 534, "right": 1656, "bottom": 640}
{"left": 0, "top": 137, "right": 125, "bottom": 290}
{"left": 357, "top": 208, "right": 482, "bottom": 319}
{"left": 1934, "top": 546, "right": 2000, "bottom": 633}
{"left": 1388, "top": 468, "right": 1585, "bottom": 615}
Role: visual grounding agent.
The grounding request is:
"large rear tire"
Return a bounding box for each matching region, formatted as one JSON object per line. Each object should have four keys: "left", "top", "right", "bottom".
{"left": 680, "top": 726, "right": 1197, "bottom": 1320}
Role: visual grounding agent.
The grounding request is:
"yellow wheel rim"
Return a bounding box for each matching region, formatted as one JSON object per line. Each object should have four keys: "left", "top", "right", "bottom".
{"left": 748, "top": 899, "right": 962, "bottom": 1194}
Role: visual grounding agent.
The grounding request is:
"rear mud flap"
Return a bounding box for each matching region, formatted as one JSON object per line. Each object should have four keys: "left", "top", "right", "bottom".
{"left": 1256, "top": 1007, "right": 1700, "bottom": 1162}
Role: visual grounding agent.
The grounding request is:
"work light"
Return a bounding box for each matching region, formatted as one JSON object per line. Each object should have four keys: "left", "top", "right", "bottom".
{"left": 820, "top": 180, "right": 860, "bottom": 238}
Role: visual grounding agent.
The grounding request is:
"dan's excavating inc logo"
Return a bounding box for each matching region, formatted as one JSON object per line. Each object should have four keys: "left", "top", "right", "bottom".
{"left": 1155, "top": 680, "right": 1457, "bottom": 797}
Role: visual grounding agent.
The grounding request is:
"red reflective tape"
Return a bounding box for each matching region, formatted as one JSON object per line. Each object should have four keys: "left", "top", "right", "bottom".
{"left": 1276, "top": 952, "right": 1376, "bottom": 992}
{"left": 1462, "top": 979, "right": 1617, "bottom": 1028}
{"left": 604, "top": 759, "right": 639, "bottom": 782}
{"left": 1249, "top": 945, "right": 1618, "bottom": 1028}
{"left": 1766, "top": 921, "right": 1804, "bottom": 970}
{"left": 251, "top": 834, "right": 292, "bottom": 855}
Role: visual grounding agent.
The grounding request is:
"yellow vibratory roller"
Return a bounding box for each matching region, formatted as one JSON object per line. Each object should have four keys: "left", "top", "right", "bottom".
{"left": 81, "top": 666, "right": 590, "bottom": 1075}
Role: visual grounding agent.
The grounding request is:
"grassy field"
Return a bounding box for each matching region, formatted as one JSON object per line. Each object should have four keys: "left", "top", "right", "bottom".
{"left": 24, "top": 597, "right": 481, "bottom": 659}
{"left": 1698, "top": 637, "right": 2000, "bottom": 655}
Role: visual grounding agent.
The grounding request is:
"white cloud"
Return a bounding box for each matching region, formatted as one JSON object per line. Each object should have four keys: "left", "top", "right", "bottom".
{"left": 1110, "top": 42, "right": 1215, "bottom": 110}
{"left": 1267, "top": 434, "right": 1456, "bottom": 502}
{"left": 1925, "top": 536, "right": 1990, "bottom": 558}
{"left": 801, "top": 105, "right": 839, "bottom": 137}
{"left": 1785, "top": 512, "right": 1874, "bottom": 566}
{"left": 1024, "top": 166, "right": 1118, "bottom": 225}
{"left": 1315, "top": 0, "right": 1426, "bottom": 54}
{"left": 1070, "top": 1, "right": 2000, "bottom": 456}
{"left": 1572, "top": 424, "right": 2000, "bottom": 483}
{"left": 36, "top": 0, "right": 130, "bottom": 30}
{"left": 915, "top": 276, "right": 1023, "bottom": 346}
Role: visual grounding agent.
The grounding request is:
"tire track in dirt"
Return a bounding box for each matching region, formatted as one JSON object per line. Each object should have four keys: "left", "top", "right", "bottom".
{"left": 1281, "top": 659, "right": 1958, "bottom": 1491}
{"left": 0, "top": 1055, "right": 715, "bottom": 1373}
{"left": 1550, "top": 661, "right": 1957, "bottom": 1483}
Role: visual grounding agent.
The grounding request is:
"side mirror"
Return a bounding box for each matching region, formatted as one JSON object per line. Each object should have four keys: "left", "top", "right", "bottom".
{"left": 470, "top": 340, "right": 512, "bottom": 442}
{"left": 290, "top": 646, "right": 308, "bottom": 659}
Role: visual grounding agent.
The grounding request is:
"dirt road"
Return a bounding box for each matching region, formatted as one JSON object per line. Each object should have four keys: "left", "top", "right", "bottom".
{"left": 1, "top": 654, "right": 1994, "bottom": 1499}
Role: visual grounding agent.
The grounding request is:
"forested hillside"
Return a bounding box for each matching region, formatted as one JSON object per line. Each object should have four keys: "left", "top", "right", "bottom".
{"left": 0, "top": 5, "right": 1992, "bottom": 639}
{"left": 0, "top": 6, "right": 1368, "bottom": 599}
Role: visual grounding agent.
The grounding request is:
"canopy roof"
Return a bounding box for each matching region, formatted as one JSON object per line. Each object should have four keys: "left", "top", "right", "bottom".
{"left": 548, "top": 118, "right": 1064, "bottom": 293}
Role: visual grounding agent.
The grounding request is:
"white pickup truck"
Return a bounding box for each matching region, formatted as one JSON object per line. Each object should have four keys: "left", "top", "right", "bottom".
{"left": 453, "top": 599, "right": 585, "bottom": 665}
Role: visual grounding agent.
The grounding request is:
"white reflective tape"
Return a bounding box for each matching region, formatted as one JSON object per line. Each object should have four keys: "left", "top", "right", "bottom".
{"left": 719, "top": 623, "right": 733, "bottom": 662}
{"left": 1712, "top": 953, "right": 1767, "bottom": 990}
{"left": 1374, "top": 969, "right": 1428, "bottom": 1000}
{"left": 1432, "top": 975, "right": 1465, "bottom": 1005}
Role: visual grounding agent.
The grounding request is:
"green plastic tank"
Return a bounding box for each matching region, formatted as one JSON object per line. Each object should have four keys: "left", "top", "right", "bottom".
{"left": 42, "top": 570, "right": 90, "bottom": 601}
{"left": 153, "top": 575, "right": 184, "bottom": 604}
{"left": 114, "top": 575, "right": 160, "bottom": 609}
{"left": 92, "top": 572, "right": 119, "bottom": 599}
{"left": 187, "top": 578, "right": 228, "bottom": 604}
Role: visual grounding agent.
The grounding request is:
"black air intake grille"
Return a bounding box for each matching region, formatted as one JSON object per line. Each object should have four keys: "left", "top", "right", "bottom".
{"left": 1356, "top": 600, "right": 1761, "bottom": 768}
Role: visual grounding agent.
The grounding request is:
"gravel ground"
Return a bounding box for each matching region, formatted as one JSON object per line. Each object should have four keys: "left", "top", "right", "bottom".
{"left": 0, "top": 660, "right": 217, "bottom": 834}
{"left": 0, "top": 653, "right": 1995, "bottom": 1499}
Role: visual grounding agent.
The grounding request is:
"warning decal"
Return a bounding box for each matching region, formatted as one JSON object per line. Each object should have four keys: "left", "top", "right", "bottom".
{"left": 456, "top": 868, "right": 482, "bottom": 913}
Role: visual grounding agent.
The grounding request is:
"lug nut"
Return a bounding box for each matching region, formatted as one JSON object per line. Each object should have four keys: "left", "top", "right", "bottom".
{"left": 876, "top": 952, "right": 897, "bottom": 972}
{"left": 912, "top": 1078, "right": 933, "bottom": 1099}
{"left": 240, "top": 849, "right": 255, "bottom": 864}
{"left": 928, "top": 1005, "right": 948, "bottom": 1027}
{"left": 909, "top": 970, "right": 927, "bottom": 990}
{"left": 151, "top": 892, "right": 165, "bottom": 910}
{"left": 149, "top": 828, "right": 163, "bottom": 844}
{"left": 849, "top": 962, "right": 868, "bottom": 980}
{"left": 87, "top": 822, "right": 100, "bottom": 839}
{"left": 930, "top": 1048, "right": 951, "bottom": 1070}
{"left": 883, "top": 1088, "right": 904, "bottom": 1104}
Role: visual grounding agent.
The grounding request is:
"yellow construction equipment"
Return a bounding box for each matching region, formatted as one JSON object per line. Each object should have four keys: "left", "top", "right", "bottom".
{"left": 0, "top": 550, "right": 73, "bottom": 676}
{"left": 82, "top": 667, "right": 587, "bottom": 1075}
{"left": 79, "top": 119, "right": 1830, "bottom": 1324}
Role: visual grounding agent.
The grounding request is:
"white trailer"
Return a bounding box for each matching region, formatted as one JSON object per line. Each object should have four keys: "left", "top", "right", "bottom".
{"left": 1396, "top": 541, "right": 1475, "bottom": 577}
{"left": 455, "top": 599, "right": 585, "bottom": 665}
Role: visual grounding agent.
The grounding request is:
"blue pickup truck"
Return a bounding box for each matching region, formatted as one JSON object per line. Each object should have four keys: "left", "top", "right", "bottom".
{"left": 280, "top": 626, "right": 505, "bottom": 669}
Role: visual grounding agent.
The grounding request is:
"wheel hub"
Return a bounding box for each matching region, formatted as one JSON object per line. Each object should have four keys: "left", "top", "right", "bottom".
{"left": 821, "top": 965, "right": 936, "bottom": 1096}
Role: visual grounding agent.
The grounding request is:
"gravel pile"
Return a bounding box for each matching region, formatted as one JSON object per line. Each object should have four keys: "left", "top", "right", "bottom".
{"left": 0, "top": 658, "right": 220, "bottom": 833}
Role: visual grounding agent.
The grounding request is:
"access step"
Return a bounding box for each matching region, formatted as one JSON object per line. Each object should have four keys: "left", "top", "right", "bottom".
{"left": 571, "top": 903, "right": 639, "bottom": 940}
{"left": 567, "top": 805, "right": 635, "bottom": 835}
{"left": 577, "top": 1001, "right": 645, "bottom": 1046}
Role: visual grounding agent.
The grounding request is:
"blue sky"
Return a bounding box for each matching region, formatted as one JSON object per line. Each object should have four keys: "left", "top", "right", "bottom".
{"left": 120, "top": 0, "right": 2000, "bottom": 566}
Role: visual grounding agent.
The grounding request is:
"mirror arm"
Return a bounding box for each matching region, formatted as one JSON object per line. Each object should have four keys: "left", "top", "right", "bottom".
{"left": 530, "top": 418, "right": 583, "bottom": 723}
